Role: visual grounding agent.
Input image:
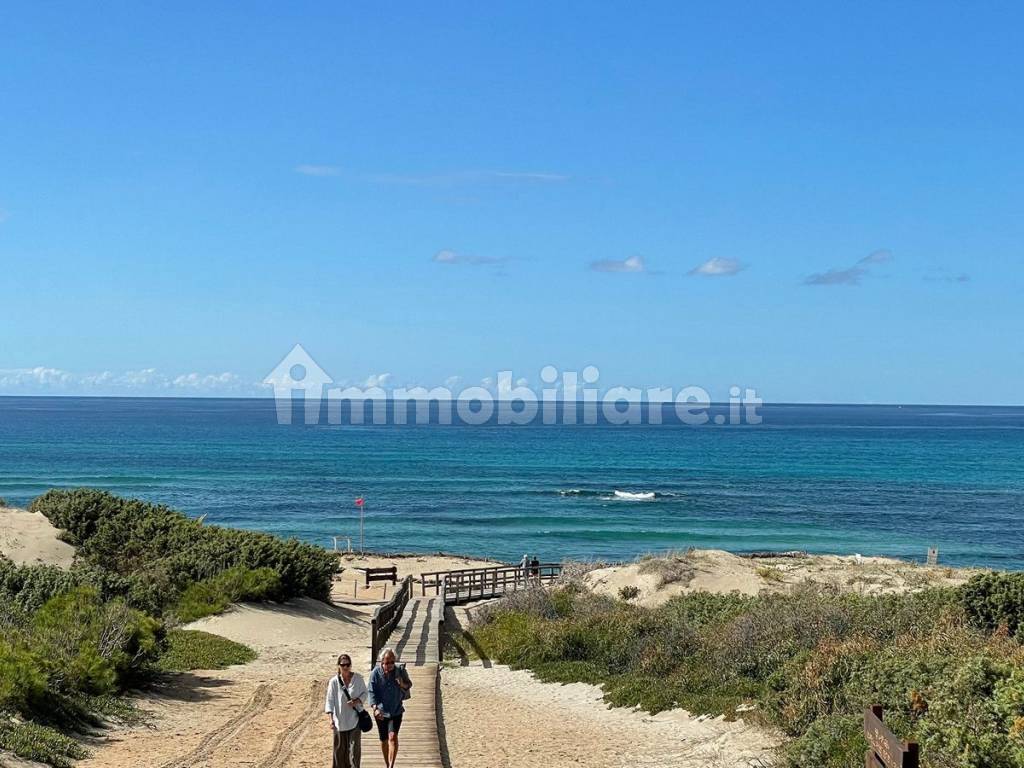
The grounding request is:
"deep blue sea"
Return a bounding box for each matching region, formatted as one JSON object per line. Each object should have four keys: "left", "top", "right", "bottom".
{"left": 1, "top": 397, "right": 1022, "bottom": 568}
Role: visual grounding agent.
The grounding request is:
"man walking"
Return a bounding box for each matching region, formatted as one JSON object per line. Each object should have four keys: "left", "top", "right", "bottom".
{"left": 367, "top": 647, "right": 412, "bottom": 768}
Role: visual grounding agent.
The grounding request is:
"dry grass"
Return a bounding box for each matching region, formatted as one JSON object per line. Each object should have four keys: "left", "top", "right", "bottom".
{"left": 637, "top": 550, "right": 697, "bottom": 587}
{"left": 756, "top": 566, "right": 785, "bottom": 584}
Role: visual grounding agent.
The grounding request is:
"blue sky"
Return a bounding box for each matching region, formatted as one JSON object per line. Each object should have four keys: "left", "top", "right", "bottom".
{"left": 1, "top": 1, "right": 1022, "bottom": 404}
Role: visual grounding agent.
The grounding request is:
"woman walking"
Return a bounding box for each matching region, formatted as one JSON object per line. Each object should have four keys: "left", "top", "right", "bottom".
{"left": 325, "top": 653, "right": 368, "bottom": 768}
{"left": 367, "top": 647, "right": 412, "bottom": 768}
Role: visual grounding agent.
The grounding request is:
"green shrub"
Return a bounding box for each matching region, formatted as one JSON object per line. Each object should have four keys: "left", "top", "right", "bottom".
{"left": 156, "top": 629, "right": 257, "bottom": 672}
{"left": 782, "top": 713, "right": 865, "bottom": 768}
{"left": 962, "top": 572, "right": 1024, "bottom": 639}
{"left": 0, "top": 719, "right": 88, "bottom": 768}
{"left": 172, "top": 566, "right": 282, "bottom": 623}
{"left": 31, "top": 587, "right": 160, "bottom": 695}
{"left": 29, "top": 489, "right": 337, "bottom": 615}
{"left": 0, "top": 559, "right": 86, "bottom": 614}
{"left": 0, "top": 497, "right": 8, "bottom": 507}
{"left": 619, "top": 585, "right": 640, "bottom": 600}
{"left": 0, "top": 638, "right": 47, "bottom": 711}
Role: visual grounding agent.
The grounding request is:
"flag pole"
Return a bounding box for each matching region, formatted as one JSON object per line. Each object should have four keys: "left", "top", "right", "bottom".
{"left": 355, "top": 497, "right": 365, "bottom": 554}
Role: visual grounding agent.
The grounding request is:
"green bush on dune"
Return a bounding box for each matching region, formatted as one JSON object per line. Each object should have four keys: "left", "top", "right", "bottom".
{"left": 0, "top": 719, "right": 88, "bottom": 768}
{"left": 172, "top": 565, "right": 282, "bottom": 622}
{"left": 29, "top": 488, "right": 337, "bottom": 615}
{"left": 962, "top": 571, "right": 1024, "bottom": 639}
{"left": 466, "top": 577, "right": 1024, "bottom": 768}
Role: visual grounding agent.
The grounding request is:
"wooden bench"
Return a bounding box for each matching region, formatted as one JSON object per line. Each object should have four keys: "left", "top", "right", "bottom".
{"left": 364, "top": 566, "right": 398, "bottom": 587}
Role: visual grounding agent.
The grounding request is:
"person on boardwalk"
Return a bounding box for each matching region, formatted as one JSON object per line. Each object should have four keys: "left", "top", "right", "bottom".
{"left": 368, "top": 647, "right": 412, "bottom": 768}
{"left": 325, "top": 653, "right": 368, "bottom": 768}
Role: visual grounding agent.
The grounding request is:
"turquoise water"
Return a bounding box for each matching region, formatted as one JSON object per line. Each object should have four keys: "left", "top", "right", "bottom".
{"left": 1, "top": 397, "right": 1022, "bottom": 567}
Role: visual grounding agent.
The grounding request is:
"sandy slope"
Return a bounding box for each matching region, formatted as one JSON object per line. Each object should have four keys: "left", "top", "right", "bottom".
{"left": 441, "top": 662, "right": 778, "bottom": 768}
{"left": 0, "top": 506, "right": 75, "bottom": 568}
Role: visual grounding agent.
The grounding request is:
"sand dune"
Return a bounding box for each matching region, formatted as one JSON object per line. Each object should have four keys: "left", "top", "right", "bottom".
{"left": 0, "top": 506, "right": 75, "bottom": 568}
{"left": 585, "top": 548, "right": 982, "bottom": 607}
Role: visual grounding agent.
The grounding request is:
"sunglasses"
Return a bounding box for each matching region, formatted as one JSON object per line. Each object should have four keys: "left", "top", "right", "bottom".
{"left": 339, "top": 662, "right": 351, "bottom": 668}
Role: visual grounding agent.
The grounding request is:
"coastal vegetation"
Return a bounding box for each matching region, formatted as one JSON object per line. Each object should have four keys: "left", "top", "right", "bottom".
{"left": 0, "top": 489, "right": 338, "bottom": 766}
{"left": 460, "top": 574, "right": 1024, "bottom": 768}
{"left": 156, "top": 629, "right": 258, "bottom": 672}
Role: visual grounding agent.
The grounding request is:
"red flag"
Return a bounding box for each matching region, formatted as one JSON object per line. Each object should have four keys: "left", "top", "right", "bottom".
{"left": 355, "top": 497, "right": 365, "bottom": 507}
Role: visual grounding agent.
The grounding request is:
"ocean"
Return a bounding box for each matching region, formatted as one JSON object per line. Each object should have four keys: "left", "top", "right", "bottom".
{"left": 1, "top": 396, "right": 1022, "bottom": 568}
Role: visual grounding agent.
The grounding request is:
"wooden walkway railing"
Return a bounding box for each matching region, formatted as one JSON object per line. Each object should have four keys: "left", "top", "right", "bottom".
{"left": 422, "top": 563, "right": 562, "bottom": 605}
{"left": 370, "top": 574, "right": 413, "bottom": 667}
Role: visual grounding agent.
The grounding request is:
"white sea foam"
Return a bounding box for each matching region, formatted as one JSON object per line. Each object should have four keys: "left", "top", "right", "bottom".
{"left": 612, "top": 490, "right": 656, "bottom": 500}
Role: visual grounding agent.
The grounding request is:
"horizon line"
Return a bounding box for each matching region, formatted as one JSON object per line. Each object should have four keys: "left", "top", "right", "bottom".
{"left": 0, "top": 394, "right": 1022, "bottom": 409}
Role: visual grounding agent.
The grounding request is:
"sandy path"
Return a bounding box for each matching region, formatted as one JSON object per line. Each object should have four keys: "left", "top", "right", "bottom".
{"left": 79, "top": 598, "right": 374, "bottom": 768}
{"left": 440, "top": 663, "right": 778, "bottom": 768}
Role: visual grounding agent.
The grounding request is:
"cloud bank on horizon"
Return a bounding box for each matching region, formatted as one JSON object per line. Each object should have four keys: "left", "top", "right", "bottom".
{"left": 0, "top": 367, "right": 263, "bottom": 397}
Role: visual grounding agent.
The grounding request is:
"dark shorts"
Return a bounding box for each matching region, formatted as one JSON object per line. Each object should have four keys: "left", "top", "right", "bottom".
{"left": 376, "top": 713, "right": 403, "bottom": 741}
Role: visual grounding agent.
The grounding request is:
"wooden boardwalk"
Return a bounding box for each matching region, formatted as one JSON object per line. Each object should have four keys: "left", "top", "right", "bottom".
{"left": 380, "top": 597, "right": 444, "bottom": 768}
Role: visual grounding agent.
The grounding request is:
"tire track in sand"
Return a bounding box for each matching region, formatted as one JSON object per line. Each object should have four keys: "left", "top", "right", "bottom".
{"left": 255, "top": 679, "right": 324, "bottom": 768}
{"left": 158, "top": 683, "right": 273, "bottom": 768}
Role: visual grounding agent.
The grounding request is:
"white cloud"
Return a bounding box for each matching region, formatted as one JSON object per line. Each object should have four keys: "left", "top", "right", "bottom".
{"left": 0, "top": 367, "right": 75, "bottom": 388}
{"left": 295, "top": 164, "right": 342, "bottom": 177}
{"left": 804, "top": 249, "right": 894, "bottom": 286}
{"left": 432, "top": 249, "right": 505, "bottom": 266}
{"left": 362, "top": 373, "right": 392, "bottom": 388}
{"left": 689, "top": 257, "right": 746, "bottom": 277}
{"left": 589, "top": 255, "right": 646, "bottom": 273}
{"left": 444, "top": 375, "right": 462, "bottom": 387}
{"left": 172, "top": 372, "right": 244, "bottom": 389}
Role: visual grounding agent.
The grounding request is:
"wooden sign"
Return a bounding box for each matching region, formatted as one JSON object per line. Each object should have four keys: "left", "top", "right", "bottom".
{"left": 864, "top": 706, "right": 919, "bottom": 768}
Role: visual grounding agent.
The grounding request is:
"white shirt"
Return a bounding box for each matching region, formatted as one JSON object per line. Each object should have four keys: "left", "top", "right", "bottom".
{"left": 325, "top": 672, "right": 368, "bottom": 732}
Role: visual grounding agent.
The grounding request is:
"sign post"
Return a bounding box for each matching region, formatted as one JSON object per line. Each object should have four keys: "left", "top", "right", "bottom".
{"left": 864, "top": 706, "right": 919, "bottom": 768}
